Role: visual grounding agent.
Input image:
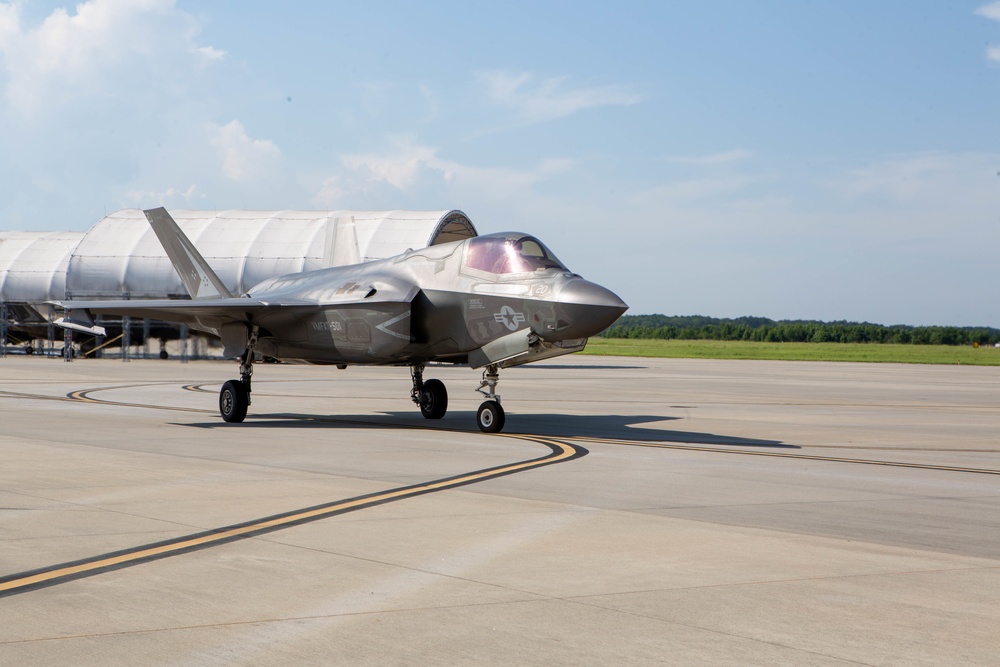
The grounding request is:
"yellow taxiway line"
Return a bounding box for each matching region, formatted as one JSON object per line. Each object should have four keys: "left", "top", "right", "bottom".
{"left": 565, "top": 435, "right": 1000, "bottom": 475}
{"left": 0, "top": 433, "right": 584, "bottom": 597}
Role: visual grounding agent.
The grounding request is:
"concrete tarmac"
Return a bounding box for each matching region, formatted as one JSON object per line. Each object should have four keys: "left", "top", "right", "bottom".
{"left": 1, "top": 354, "right": 998, "bottom": 665}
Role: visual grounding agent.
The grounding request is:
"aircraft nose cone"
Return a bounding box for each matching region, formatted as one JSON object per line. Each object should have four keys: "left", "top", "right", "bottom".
{"left": 559, "top": 278, "right": 629, "bottom": 309}
{"left": 547, "top": 278, "right": 628, "bottom": 340}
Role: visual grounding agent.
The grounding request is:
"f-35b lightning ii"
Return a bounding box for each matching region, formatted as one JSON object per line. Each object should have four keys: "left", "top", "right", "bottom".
{"left": 58, "top": 208, "right": 627, "bottom": 433}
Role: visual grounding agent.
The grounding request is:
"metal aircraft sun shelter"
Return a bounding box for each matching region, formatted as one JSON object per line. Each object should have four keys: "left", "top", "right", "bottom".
{"left": 65, "top": 209, "right": 477, "bottom": 299}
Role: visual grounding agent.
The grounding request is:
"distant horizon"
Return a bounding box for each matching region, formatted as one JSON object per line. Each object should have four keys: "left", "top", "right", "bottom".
{"left": 620, "top": 313, "right": 1000, "bottom": 331}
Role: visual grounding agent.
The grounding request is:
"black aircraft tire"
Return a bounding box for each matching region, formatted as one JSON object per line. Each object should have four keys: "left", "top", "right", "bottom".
{"left": 419, "top": 379, "right": 448, "bottom": 419}
{"left": 220, "top": 380, "right": 248, "bottom": 423}
{"left": 159, "top": 350, "right": 169, "bottom": 360}
{"left": 476, "top": 400, "right": 505, "bottom": 433}
{"left": 24, "top": 345, "right": 33, "bottom": 355}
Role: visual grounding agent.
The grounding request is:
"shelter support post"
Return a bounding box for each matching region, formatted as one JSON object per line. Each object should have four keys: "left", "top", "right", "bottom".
{"left": 122, "top": 315, "right": 131, "bottom": 362}
{"left": 48, "top": 320, "right": 54, "bottom": 357}
{"left": 0, "top": 301, "right": 7, "bottom": 358}
{"left": 0, "top": 301, "right": 7, "bottom": 357}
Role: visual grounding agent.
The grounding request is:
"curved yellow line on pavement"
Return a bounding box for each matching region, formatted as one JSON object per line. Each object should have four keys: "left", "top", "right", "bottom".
{"left": 0, "top": 432, "right": 585, "bottom": 597}
{"left": 568, "top": 435, "right": 1000, "bottom": 475}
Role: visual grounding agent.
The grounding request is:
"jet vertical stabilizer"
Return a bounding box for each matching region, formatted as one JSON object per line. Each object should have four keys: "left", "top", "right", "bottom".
{"left": 326, "top": 216, "right": 362, "bottom": 267}
{"left": 143, "top": 207, "right": 234, "bottom": 300}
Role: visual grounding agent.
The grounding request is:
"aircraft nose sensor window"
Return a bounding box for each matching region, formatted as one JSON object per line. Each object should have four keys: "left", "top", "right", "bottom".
{"left": 465, "top": 236, "right": 566, "bottom": 274}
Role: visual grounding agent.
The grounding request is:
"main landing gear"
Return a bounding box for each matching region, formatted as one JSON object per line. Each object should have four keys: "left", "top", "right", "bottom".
{"left": 410, "top": 363, "right": 448, "bottom": 420}
{"left": 219, "top": 328, "right": 256, "bottom": 423}
{"left": 410, "top": 362, "right": 506, "bottom": 433}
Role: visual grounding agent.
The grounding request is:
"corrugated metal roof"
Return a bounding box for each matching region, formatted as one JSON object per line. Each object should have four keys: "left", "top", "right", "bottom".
{"left": 65, "top": 209, "right": 477, "bottom": 299}
{"left": 0, "top": 232, "right": 83, "bottom": 302}
{"left": 2, "top": 209, "right": 477, "bottom": 306}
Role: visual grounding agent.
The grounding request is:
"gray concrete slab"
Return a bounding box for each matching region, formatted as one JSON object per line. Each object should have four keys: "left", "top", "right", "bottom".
{"left": 1, "top": 355, "right": 999, "bottom": 665}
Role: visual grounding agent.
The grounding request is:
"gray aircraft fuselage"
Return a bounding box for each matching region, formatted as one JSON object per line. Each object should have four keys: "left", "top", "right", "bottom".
{"left": 237, "top": 233, "right": 626, "bottom": 366}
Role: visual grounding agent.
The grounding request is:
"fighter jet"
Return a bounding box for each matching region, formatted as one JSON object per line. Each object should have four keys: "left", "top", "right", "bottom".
{"left": 57, "top": 208, "right": 627, "bottom": 433}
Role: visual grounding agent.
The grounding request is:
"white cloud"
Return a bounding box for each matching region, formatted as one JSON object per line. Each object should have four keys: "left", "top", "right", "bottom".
{"left": 630, "top": 173, "right": 773, "bottom": 208}
{"left": 631, "top": 150, "right": 771, "bottom": 209}
{"left": 622, "top": 150, "right": 1000, "bottom": 251}
{"left": 313, "top": 139, "right": 573, "bottom": 207}
{"left": 976, "top": 2, "right": 1000, "bottom": 62}
{"left": 342, "top": 142, "right": 439, "bottom": 191}
{"left": 0, "top": 0, "right": 222, "bottom": 114}
{"left": 120, "top": 183, "right": 201, "bottom": 208}
{"left": 607, "top": 150, "right": 1000, "bottom": 323}
{"left": 419, "top": 83, "right": 438, "bottom": 122}
{"left": 975, "top": 1, "right": 1000, "bottom": 21}
{"left": 210, "top": 120, "right": 281, "bottom": 182}
{"left": 196, "top": 45, "right": 226, "bottom": 61}
{"left": 0, "top": 3, "right": 17, "bottom": 45}
{"left": 479, "top": 70, "right": 642, "bottom": 125}
{"left": 835, "top": 151, "right": 1000, "bottom": 212}
{"left": 665, "top": 150, "right": 753, "bottom": 166}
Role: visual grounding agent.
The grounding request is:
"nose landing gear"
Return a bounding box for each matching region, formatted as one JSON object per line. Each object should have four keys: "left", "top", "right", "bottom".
{"left": 475, "top": 364, "right": 505, "bottom": 433}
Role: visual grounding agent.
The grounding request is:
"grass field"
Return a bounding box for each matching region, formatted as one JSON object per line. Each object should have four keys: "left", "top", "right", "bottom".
{"left": 581, "top": 338, "right": 1000, "bottom": 366}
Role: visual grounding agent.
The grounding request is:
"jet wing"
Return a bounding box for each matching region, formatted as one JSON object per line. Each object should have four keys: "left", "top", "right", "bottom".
{"left": 50, "top": 297, "right": 316, "bottom": 336}
{"left": 53, "top": 297, "right": 310, "bottom": 316}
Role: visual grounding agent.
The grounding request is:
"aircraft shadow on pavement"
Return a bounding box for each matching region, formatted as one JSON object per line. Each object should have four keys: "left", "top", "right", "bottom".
{"left": 175, "top": 411, "right": 794, "bottom": 449}
{"left": 506, "top": 413, "right": 794, "bottom": 448}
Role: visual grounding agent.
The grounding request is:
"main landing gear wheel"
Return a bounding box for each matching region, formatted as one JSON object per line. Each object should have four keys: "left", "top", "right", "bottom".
{"left": 477, "top": 400, "right": 505, "bottom": 433}
{"left": 220, "top": 379, "right": 248, "bottom": 423}
{"left": 411, "top": 364, "right": 448, "bottom": 420}
{"left": 419, "top": 378, "right": 448, "bottom": 420}
{"left": 218, "top": 326, "right": 257, "bottom": 424}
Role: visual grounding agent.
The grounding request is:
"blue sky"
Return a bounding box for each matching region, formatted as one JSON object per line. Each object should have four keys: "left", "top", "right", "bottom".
{"left": 1, "top": 1, "right": 998, "bottom": 326}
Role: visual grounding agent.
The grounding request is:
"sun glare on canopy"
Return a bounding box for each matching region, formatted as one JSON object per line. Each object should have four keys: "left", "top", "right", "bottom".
{"left": 465, "top": 235, "right": 567, "bottom": 275}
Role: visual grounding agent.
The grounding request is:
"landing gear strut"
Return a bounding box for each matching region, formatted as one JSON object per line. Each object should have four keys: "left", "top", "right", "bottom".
{"left": 219, "top": 326, "right": 256, "bottom": 423}
{"left": 475, "top": 364, "right": 505, "bottom": 433}
{"left": 411, "top": 363, "right": 448, "bottom": 419}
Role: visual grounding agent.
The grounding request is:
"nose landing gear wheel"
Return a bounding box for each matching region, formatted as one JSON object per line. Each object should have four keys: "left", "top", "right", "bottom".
{"left": 419, "top": 378, "right": 448, "bottom": 419}
{"left": 477, "top": 400, "right": 505, "bottom": 433}
{"left": 220, "top": 380, "right": 248, "bottom": 423}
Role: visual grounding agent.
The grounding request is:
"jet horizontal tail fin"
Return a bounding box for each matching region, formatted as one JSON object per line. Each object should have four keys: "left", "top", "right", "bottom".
{"left": 143, "top": 207, "right": 234, "bottom": 300}
{"left": 54, "top": 310, "right": 106, "bottom": 337}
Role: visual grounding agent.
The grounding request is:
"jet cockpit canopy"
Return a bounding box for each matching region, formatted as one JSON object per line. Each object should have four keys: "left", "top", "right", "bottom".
{"left": 464, "top": 234, "right": 567, "bottom": 275}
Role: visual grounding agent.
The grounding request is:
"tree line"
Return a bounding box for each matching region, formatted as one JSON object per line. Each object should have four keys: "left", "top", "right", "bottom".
{"left": 603, "top": 315, "right": 1000, "bottom": 346}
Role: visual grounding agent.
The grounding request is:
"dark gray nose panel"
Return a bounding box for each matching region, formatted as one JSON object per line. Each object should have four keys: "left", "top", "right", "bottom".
{"left": 547, "top": 279, "right": 628, "bottom": 341}
{"left": 558, "top": 278, "right": 629, "bottom": 309}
